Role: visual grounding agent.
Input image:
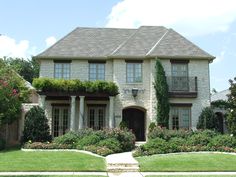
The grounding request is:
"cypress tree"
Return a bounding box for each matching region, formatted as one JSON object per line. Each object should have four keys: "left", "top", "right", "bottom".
{"left": 153, "top": 59, "right": 170, "bottom": 128}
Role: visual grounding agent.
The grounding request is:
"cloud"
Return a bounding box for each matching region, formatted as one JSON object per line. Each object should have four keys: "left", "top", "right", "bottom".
{"left": 214, "top": 50, "right": 225, "bottom": 63}
{"left": 45, "top": 36, "right": 56, "bottom": 47}
{"left": 106, "top": 0, "right": 236, "bottom": 36}
{"left": 0, "top": 35, "right": 35, "bottom": 58}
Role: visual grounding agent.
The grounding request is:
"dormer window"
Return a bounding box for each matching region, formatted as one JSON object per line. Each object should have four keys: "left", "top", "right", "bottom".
{"left": 89, "top": 62, "right": 105, "bottom": 81}
{"left": 54, "top": 61, "right": 71, "bottom": 79}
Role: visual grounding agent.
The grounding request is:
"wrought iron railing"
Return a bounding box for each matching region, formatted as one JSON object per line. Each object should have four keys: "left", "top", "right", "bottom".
{"left": 167, "top": 76, "right": 197, "bottom": 92}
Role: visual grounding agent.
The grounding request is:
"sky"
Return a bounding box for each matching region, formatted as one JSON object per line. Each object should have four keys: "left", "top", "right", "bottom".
{"left": 0, "top": 0, "right": 236, "bottom": 91}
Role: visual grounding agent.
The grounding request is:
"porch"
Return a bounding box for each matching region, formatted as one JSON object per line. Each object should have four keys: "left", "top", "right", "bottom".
{"left": 39, "top": 92, "right": 115, "bottom": 137}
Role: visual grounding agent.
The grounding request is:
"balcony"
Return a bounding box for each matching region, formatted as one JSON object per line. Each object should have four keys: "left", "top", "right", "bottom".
{"left": 167, "top": 76, "right": 198, "bottom": 98}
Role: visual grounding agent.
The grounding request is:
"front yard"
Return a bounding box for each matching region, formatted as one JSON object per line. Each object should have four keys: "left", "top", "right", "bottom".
{"left": 0, "top": 149, "right": 106, "bottom": 172}
{"left": 137, "top": 153, "right": 236, "bottom": 172}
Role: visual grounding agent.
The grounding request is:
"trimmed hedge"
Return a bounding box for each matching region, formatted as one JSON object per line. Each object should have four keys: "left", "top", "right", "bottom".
{"left": 24, "top": 128, "right": 136, "bottom": 156}
{"left": 134, "top": 128, "right": 236, "bottom": 157}
{"left": 0, "top": 138, "right": 6, "bottom": 150}
{"left": 33, "top": 78, "right": 119, "bottom": 95}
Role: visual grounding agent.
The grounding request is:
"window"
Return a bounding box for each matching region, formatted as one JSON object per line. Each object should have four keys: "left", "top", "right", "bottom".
{"left": 54, "top": 63, "right": 70, "bottom": 79}
{"left": 126, "top": 63, "right": 142, "bottom": 83}
{"left": 171, "top": 63, "right": 188, "bottom": 91}
{"left": 89, "top": 63, "right": 105, "bottom": 81}
{"left": 170, "top": 107, "right": 191, "bottom": 129}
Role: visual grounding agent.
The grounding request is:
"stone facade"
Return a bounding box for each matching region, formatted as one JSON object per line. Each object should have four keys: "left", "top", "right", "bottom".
{"left": 39, "top": 57, "right": 211, "bottom": 138}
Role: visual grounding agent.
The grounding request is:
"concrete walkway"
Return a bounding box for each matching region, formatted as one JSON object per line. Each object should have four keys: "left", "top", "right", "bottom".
{"left": 106, "top": 152, "right": 139, "bottom": 172}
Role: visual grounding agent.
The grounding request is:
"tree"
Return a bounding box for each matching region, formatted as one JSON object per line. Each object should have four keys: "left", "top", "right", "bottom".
{"left": 153, "top": 59, "right": 170, "bottom": 128}
{"left": 0, "top": 59, "right": 29, "bottom": 125}
{"left": 197, "top": 107, "right": 218, "bottom": 131}
{"left": 3, "top": 57, "right": 39, "bottom": 83}
{"left": 227, "top": 77, "right": 236, "bottom": 135}
{"left": 22, "top": 106, "right": 51, "bottom": 142}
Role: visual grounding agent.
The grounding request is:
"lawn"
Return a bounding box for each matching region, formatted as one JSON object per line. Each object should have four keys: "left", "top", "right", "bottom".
{"left": 3, "top": 176, "right": 106, "bottom": 177}
{"left": 0, "top": 149, "right": 106, "bottom": 172}
{"left": 136, "top": 153, "right": 236, "bottom": 172}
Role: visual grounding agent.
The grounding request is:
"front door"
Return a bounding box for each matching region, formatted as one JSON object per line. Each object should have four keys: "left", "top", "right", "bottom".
{"left": 122, "top": 108, "right": 145, "bottom": 141}
{"left": 88, "top": 106, "right": 105, "bottom": 130}
{"left": 52, "top": 107, "right": 70, "bottom": 137}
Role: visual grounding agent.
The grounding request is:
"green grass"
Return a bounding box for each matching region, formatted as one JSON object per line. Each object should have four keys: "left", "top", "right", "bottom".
{"left": 1, "top": 176, "right": 107, "bottom": 177}
{"left": 136, "top": 153, "right": 236, "bottom": 172}
{"left": 0, "top": 149, "right": 106, "bottom": 172}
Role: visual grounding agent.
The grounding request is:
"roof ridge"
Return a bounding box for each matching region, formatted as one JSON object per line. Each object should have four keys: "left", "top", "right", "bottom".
{"left": 35, "top": 27, "right": 81, "bottom": 58}
{"left": 146, "top": 28, "right": 169, "bottom": 56}
{"left": 77, "top": 26, "right": 137, "bottom": 30}
{"left": 109, "top": 28, "right": 140, "bottom": 56}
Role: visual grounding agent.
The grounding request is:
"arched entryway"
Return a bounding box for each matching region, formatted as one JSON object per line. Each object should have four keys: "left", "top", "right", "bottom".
{"left": 215, "top": 112, "right": 224, "bottom": 133}
{"left": 122, "top": 107, "right": 145, "bottom": 141}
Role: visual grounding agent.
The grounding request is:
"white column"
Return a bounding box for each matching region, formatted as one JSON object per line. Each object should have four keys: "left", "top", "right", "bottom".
{"left": 79, "top": 96, "right": 85, "bottom": 130}
{"left": 70, "top": 96, "right": 76, "bottom": 131}
{"left": 40, "top": 95, "right": 46, "bottom": 109}
{"left": 109, "top": 96, "right": 114, "bottom": 128}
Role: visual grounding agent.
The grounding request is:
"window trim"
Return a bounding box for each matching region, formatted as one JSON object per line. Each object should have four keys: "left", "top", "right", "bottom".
{"left": 88, "top": 62, "right": 105, "bottom": 81}
{"left": 54, "top": 62, "right": 71, "bottom": 79}
{"left": 169, "top": 105, "right": 192, "bottom": 130}
{"left": 126, "top": 62, "right": 143, "bottom": 83}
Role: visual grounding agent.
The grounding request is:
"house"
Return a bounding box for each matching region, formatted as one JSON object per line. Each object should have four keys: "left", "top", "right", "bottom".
{"left": 34, "top": 26, "right": 215, "bottom": 141}
{"left": 211, "top": 89, "right": 230, "bottom": 133}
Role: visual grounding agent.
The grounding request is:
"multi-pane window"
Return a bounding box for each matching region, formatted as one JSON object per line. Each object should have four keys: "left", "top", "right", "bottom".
{"left": 54, "top": 63, "right": 70, "bottom": 79}
{"left": 171, "top": 63, "right": 188, "bottom": 91}
{"left": 170, "top": 107, "right": 191, "bottom": 129}
{"left": 126, "top": 63, "right": 142, "bottom": 83}
{"left": 89, "top": 63, "right": 105, "bottom": 81}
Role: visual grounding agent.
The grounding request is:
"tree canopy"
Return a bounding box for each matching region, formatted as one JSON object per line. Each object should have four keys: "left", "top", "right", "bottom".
{"left": 227, "top": 77, "right": 236, "bottom": 135}
{"left": 2, "top": 57, "right": 39, "bottom": 83}
{"left": 0, "top": 59, "right": 29, "bottom": 125}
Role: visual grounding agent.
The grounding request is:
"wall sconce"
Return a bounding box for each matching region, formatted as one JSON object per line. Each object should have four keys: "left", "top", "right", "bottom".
{"left": 132, "top": 88, "right": 139, "bottom": 97}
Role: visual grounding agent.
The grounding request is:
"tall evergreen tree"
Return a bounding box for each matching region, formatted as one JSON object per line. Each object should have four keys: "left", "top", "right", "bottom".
{"left": 227, "top": 77, "right": 236, "bottom": 135}
{"left": 153, "top": 59, "right": 170, "bottom": 128}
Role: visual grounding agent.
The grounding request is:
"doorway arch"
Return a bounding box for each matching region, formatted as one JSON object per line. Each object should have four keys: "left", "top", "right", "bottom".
{"left": 122, "top": 106, "right": 146, "bottom": 141}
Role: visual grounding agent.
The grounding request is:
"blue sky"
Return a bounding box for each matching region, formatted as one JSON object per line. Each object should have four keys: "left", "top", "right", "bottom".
{"left": 0, "top": 0, "right": 236, "bottom": 92}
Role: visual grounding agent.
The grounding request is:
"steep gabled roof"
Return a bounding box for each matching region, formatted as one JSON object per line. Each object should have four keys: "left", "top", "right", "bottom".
{"left": 148, "top": 29, "right": 213, "bottom": 59}
{"left": 36, "top": 26, "right": 215, "bottom": 60}
{"left": 37, "top": 27, "right": 136, "bottom": 58}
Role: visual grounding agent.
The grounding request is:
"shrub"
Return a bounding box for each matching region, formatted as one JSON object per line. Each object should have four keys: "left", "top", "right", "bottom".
{"left": 186, "top": 133, "right": 211, "bottom": 146}
{"left": 84, "top": 145, "right": 114, "bottom": 156}
{"left": 76, "top": 134, "right": 101, "bottom": 149}
{"left": 119, "top": 121, "right": 128, "bottom": 130}
{"left": 148, "top": 126, "right": 192, "bottom": 140}
{"left": 148, "top": 122, "right": 156, "bottom": 132}
{"left": 22, "top": 106, "right": 51, "bottom": 143}
{"left": 98, "top": 138, "right": 122, "bottom": 153}
{"left": 208, "top": 135, "right": 236, "bottom": 148}
{"left": 168, "top": 137, "right": 186, "bottom": 147}
{"left": 0, "top": 138, "right": 6, "bottom": 150}
{"left": 53, "top": 131, "right": 79, "bottom": 148}
{"left": 197, "top": 107, "right": 219, "bottom": 131}
{"left": 141, "top": 138, "right": 169, "bottom": 155}
{"left": 105, "top": 128, "right": 135, "bottom": 151}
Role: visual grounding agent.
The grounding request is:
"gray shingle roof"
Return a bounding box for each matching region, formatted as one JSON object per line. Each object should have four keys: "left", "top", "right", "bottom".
{"left": 211, "top": 89, "right": 230, "bottom": 102}
{"left": 36, "top": 26, "right": 215, "bottom": 60}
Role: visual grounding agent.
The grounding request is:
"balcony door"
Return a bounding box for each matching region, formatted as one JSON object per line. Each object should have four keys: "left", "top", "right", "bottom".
{"left": 171, "top": 63, "right": 189, "bottom": 91}
{"left": 88, "top": 106, "right": 105, "bottom": 130}
{"left": 52, "top": 107, "right": 70, "bottom": 137}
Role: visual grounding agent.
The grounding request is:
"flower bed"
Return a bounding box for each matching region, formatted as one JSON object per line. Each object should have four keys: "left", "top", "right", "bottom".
{"left": 133, "top": 127, "right": 236, "bottom": 156}
{"left": 23, "top": 128, "right": 135, "bottom": 156}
